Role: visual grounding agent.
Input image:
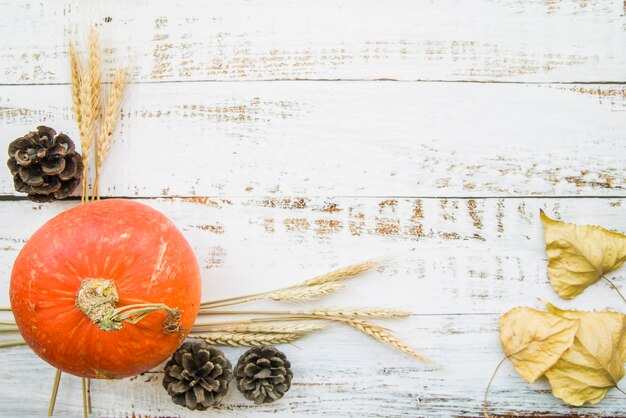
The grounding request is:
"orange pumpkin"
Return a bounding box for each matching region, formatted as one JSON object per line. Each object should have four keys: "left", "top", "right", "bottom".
{"left": 10, "top": 199, "right": 201, "bottom": 379}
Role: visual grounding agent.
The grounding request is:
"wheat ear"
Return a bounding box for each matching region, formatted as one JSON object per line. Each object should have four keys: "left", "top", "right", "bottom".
{"left": 93, "top": 67, "right": 128, "bottom": 199}
{"left": 69, "top": 43, "right": 82, "bottom": 127}
{"left": 303, "top": 260, "right": 378, "bottom": 285}
{"left": 87, "top": 28, "right": 101, "bottom": 125}
{"left": 76, "top": 30, "right": 101, "bottom": 203}
{"left": 87, "top": 28, "right": 101, "bottom": 202}
{"left": 347, "top": 319, "right": 430, "bottom": 364}
{"left": 190, "top": 332, "right": 303, "bottom": 347}
{"left": 266, "top": 283, "right": 344, "bottom": 302}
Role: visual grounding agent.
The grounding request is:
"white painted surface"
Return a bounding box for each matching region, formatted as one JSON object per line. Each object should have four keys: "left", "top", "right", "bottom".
{"left": 0, "top": 0, "right": 625, "bottom": 83}
{"left": 0, "top": 0, "right": 625, "bottom": 417}
{"left": 1, "top": 82, "right": 625, "bottom": 198}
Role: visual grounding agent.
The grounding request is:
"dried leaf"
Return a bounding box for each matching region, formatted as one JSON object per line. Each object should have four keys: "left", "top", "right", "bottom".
{"left": 544, "top": 303, "right": 626, "bottom": 406}
{"left": 540, "top": 210, "right": 626, "bottom": 299}
{"left": 499, "top": 307, "right": 578, "bottom": 383}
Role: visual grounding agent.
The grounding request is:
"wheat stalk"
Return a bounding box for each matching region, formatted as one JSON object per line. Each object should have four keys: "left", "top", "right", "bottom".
{"left": 87, "top": 27, "right": 101, "bottom": 202}
{"left": 192, "top": 322, "right": 324, "bottom": 334}
{"left": 77, "top": 52, "right": 92, "bottom": 203}
{"left": 76, "top": 31, "right": 100, "bottom": 203}
{"left": 347, "top": 319, "right": 430, "bottom": 364}
{"left": 191, "top": 311, "right": 428, "bottom": 363}
{"left": 0, "top": 326, "right": 19, "bottom": 333}
{"left": 190, "top": 332, "right": 303, "bottom": 347}
{"left": 201, "top": 260, "right": 377, "bottom": 309}
{"left": 301, "top": 308, "right": 410, "bottom": 319}
{"left": 200, "top": 283, "right": 345, "bottom": 309}
{"left": 93, "top": 67, "right": 128, "bottom": 199}
{"left": 0, "top": 340, "right": 26, "bottom": 348}
{"left": 198, "top": 308, "right": 410, "bottom": 320}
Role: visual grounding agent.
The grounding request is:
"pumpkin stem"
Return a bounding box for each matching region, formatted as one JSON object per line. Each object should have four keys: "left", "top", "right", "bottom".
{"left": 103, "top": 303, "right": 182, "bottom": 333}
{"left": 76, "top": 279, "right": 182, "bottom": 333}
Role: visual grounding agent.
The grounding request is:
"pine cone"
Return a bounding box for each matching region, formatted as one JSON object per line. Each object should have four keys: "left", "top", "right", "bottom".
{"left": 235, "top": 346, "right": 293, "bottom": 404}
{"left": 7, "top": 126, "right": 83, "bottom": 202}
{"left": 162, "top": 341, "right": 233, "bottom": 410}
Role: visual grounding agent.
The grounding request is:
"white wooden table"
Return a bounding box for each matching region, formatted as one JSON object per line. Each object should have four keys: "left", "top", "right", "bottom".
{"left": 1, "top": 1, "right": 625, "bottom": 416}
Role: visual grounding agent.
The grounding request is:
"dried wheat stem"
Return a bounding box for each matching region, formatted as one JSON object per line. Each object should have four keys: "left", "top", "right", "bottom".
{"left": 48, "top": 369, "right": 62, "bottom": 416}
{"left": 77, "top": 55, "right": 92, "bottom": 203}
{"left": 93, "top": 67, "right": 128, "bottom": 200}
{"left": 203, "top": 282, "right": 345, "bottom": 309}
{"left": 87, "top": 28, "right": 101, "bottom": 202}
{"left": 304, "top": 308, "right": 410, "bottom": 319}
{"left": 193, "top": 322, "right": 325, "bottom": 334}
{"left": 75, "top": 28, "right": 103, "bottom": 203}
{"left": 77, "top": 69, "right": 94, "bottom": 201}
{"left": 0, "top": 327, "right": 19, "bottom": 333}
{"left": 0, "top": 340, "right": 26, "bottom": 348}
{"left": 86, "top": 378, "right": 92, "bottom": 414}
{"left": 190, "top": 311, "right": 424, "bottom": 363}
{"left": 190, "top": 332, "right": 303, "bottom": 347}
{"left": 192, "top": 316, "right": 323, "bottom": 328}
{"left": 191, "top": 313, "right": 426, "bottom": 362}
{"left": 81, "top": 377, "right": 87, "bottom": 418}
{"left": 201, "top": 260, "right": 377, "bottom": 308}
{"left": 197, "top": 308, "right": 410, "bottom": 320}
{"left": 347, "top": 319, "right": 430, "bottom": 364}
{"left": 194, "top": 314, "right": 391, "bottom": 332}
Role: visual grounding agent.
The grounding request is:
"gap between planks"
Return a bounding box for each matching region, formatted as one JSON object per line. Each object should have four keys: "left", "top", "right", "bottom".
{"left": 1, "top": 195, "right": 625, "bottom": 201}
{"left": 1, "top": 79, "right": 625, "bottom": 87}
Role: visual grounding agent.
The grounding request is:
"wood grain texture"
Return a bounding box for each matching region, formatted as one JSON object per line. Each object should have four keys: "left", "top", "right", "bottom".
{"left": 1, "top": 197, "right": 624, "bottom": 314}
{"left": 0, "top": 0, "right": 624, "bottom": 84}
{"left": 0, "top": 198, "right": 625, "bottom": 416}
{"left": 1, "top": 316, "right": 625, "bottom": 418}
{"left": 1, "top": 0, "right": 625, "bottom": 416}
{"left": 1, "top": 81, "right": 625, "bottom": 198}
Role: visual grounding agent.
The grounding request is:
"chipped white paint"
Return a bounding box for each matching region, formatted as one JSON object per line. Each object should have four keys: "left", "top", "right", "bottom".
{"left": 1, "top": 82, "right": 625, "bottom": 198}
{"left": 0, "top": 0, "right": 625, "bottom": 83}
{"left": 1, "top": 0, "right": 625, "bottom": 416}
{"left": 0, "top": 198, "right": 625, "bottom": 416}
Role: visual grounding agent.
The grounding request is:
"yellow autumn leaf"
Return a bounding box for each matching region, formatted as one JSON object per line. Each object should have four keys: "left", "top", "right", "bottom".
{"left": 540, "top": 210, "right": 626, "bottom": 299}
{"left": 499, "top": 307, "right": 579, "bottom": 383}
{"left": 544, "top": 304, "right": 626, "bottom": 406}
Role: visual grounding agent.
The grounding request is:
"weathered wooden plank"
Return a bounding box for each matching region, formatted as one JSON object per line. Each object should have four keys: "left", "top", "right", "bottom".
{"left": 1, "top": 82, "right": 625, "bottom": 198}
{"left": 0, "top": 0, "right": 624, "bottom": 84}
{"left": 1, "top": 197, "right": 624, "bottom": 416}
{"left": 1, "top": 315, "right": 625, "bottom": 417}
{"left": 0, "top": 197, "right": 624, "bottom": 313}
